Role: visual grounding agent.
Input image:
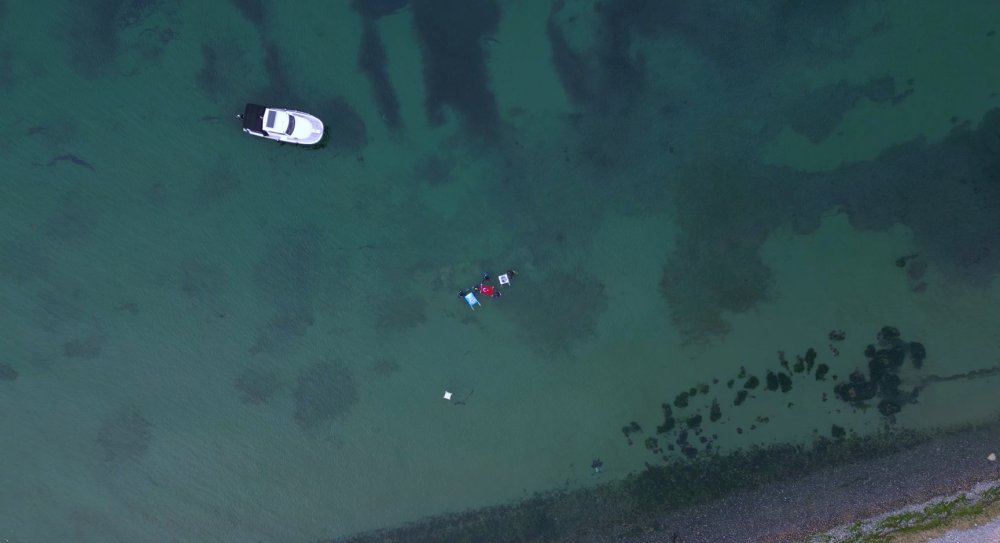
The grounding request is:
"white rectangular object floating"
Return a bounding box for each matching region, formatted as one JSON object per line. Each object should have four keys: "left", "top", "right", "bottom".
{"left": 498, "top": 273, "right": 510, "bottom": 285}
{"left": 443, "top": 391, "right": 453, "bottom": 400}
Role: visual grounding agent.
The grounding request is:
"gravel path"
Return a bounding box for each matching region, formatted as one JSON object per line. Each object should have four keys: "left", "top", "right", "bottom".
{"left": 925, "top": 515, "right": 1000, "bottom": 543}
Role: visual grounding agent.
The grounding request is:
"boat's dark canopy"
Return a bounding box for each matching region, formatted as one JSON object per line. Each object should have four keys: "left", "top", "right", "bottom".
{"left": 242, "top": 103, "right": 267, "bottom": 132}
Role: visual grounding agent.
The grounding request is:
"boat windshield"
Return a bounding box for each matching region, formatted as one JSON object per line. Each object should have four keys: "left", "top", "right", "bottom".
{"left": 284, "top": 115, "right": 296, "bottom": 135}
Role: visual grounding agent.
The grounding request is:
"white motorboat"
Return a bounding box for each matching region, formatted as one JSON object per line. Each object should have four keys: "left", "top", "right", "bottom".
{"left": 238, "top": 103, "right": 325, "bottom": 146}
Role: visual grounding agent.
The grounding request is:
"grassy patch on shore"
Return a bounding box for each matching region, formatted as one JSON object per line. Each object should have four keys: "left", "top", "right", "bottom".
{"left": 814, "top": 483, "right": 1000, "bottom": 543}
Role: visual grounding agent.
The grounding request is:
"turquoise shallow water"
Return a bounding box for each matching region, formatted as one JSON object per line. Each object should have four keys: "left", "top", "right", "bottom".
{"left": 1, "top": 1, "right": 999, "bottom": 541}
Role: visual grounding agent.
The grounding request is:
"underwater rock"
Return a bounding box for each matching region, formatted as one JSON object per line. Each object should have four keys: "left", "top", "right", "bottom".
{"left": 894, "top": 254, "right": 919, "bottom": 268}
{"left": 673, "top": 391, "right": 690, "bottom": 408}
{"left": 697, "top": 383, "right": 709, "bottom": 394}
{"left": 864, "top": 344, "right": 877, "bottom": 358}
{"left": 778, "top": 351, "right": 789, "bottom": 371}
{"left": 709, "top": 400, "right": 722, "bottom": 422}
{"left": 884, "top": 342, "right": 907, "bottom": 367}
{"left": 877, "top": 326, "right": 900, "bottom": 345}
{"left": 734, "top": 390, "right": 748, "bottom": 406}
{"left": 815, "top": 364, "right": 830, "bottom": 380}
{"left": 778, "top": 372, "right": 792, "bottom": 393}
{"left": 766, "top": 371, "right": 779, "bottom": 391}
{"left": 868, "top": 356, "right": 891, "bottom": 384}
{"left": 738, "top": 366, "right": 747, "bottom": 378}
{"left": 910, "top": 341, "right": 926, "bottom": 368}
{"left": 804, "top": 348, "right": 817, "bottom": 372}
{"left": 834, "top": 370, "right": 878, "bottom": 404}
{"left": 793, "top": 356, "right": 805, "bottom": 373}
{"left": 727, "top": 379, "right": 735, "bottom": 388}
{"left": 744, "top": 376, "right": 759, "bottom": 389}
{"left": 622, "top": 421, "right": 643, "bottom": 445}
{"left": 877, "top": 398, "right": 902, "bottom": 417}
{"left": 644, "top": 436, "right": 660, "bottom": 452}
{"left": 831, "top": 424, "right": 846, "bottom": 439}
{"left": 686, "top": 415, "right": 703, "bottom": 429}
{"left": 656, "top": 403, "right": 676, "bottom": 433}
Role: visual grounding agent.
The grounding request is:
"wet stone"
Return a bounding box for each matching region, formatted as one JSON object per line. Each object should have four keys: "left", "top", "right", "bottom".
{"left": 734, "top": 390, "right": 748, "bottom": 406}
{"left": 743, "top": 376, "right": 759, "bottom": 389}
{"left": 815, "top": 364, "right": 830, "bottom": 380}
{"left": 686, "top": 414, "right": 703, "bottom": 429}
{"left": 674, "top": 392, "right": 690, "bottom": 408}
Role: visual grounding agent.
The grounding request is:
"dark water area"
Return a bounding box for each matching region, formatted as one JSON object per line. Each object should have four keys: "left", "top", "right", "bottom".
{"left": 0, "top": 1, "right": 999, "bottom": 541}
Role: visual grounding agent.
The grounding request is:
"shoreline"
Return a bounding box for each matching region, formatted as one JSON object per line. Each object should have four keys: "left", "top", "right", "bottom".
{"left": 330, "top": 418, "right": 1000, "bottom": 543}
{"left": 624, "top": 420, "right": 1000, "bottom": 542}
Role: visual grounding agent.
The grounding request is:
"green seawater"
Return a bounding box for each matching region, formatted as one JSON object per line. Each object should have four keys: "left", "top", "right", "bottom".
{"left": 0, "top": 1, "right": 998, "bottom": 541}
